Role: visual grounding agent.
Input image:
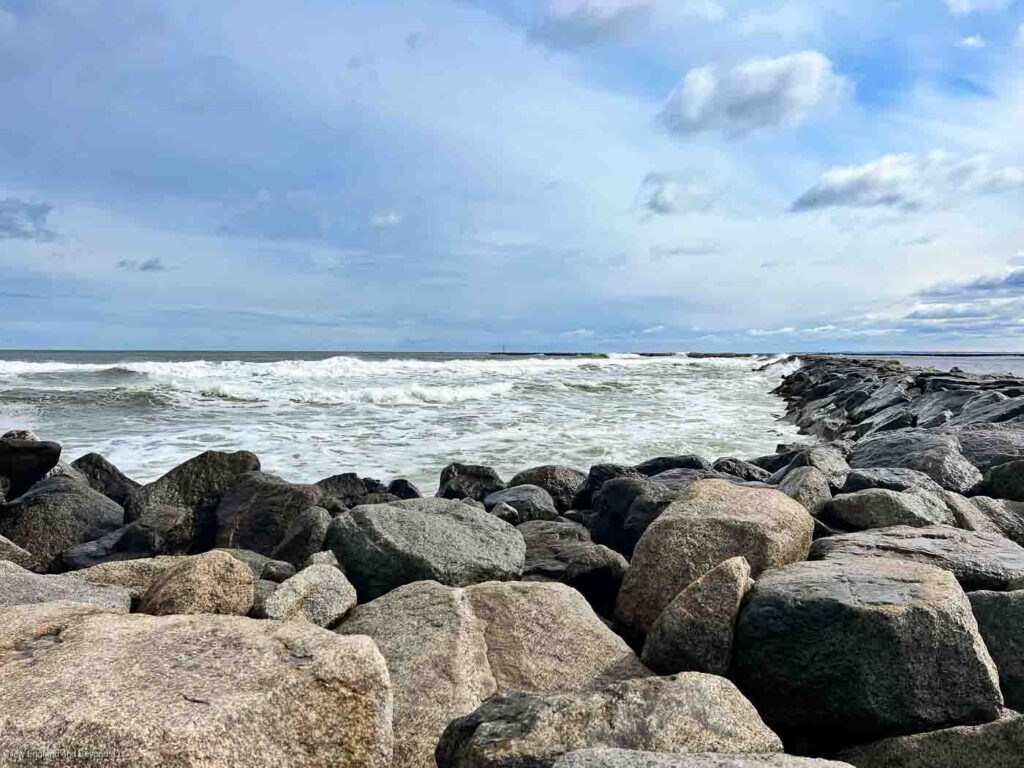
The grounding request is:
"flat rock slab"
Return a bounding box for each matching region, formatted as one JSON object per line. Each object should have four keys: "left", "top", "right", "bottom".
{"left": 436, "top": 674, "right": 783, "bottom": 768}
{"left": 810, "top": 524, "right": 1024, "bottom": 591}
{"left": 847, "top": 430, "right": 981, "bottom": 493}
{"left": 0, "top": 602, "right": 393, "bottom": 767}
{"left": 735, "top": 558, "right": 1002, "bottom": 742}
{"left": 821, "top": 488, "right": 954, "bottom": 531}
{"left": 0, "top": 561, "right": 132, "bottom": 613}
{"left": 553, "top": 752, "right": 853, "bottom": 768}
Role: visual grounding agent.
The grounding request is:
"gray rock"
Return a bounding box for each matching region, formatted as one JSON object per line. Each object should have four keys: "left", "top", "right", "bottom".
{"left": 484, "top": 484, "right": 560, "bottom": 523}
{"left": 338, "top": 579, "right": 649, "bottom": 768}
{"left": 438, "top": 463, "right": 506, "bottom": 501}
{"left": 967, "top": 496, "right": 1024, "bottom": 544}
{"left": 636, "top": 455, "right": 714, "bottom": 476}
{"left": 490, "top": 501, "right": 520, "bottom": 524}
{"left": 589, "top": 477, "right": 680, "bottom": 557}
{"left": 70, "top": 452, "right": 141, "bottom": 507}
{"left": 615, "top": 481, "right": 813, "bottom": 640}
{"left": 839, "top": 467, "right": 944, "bottom": 495}
{"left": 316, "top": 472, "right": 368, "bottom": 506}
{"left": 775, "top": 446, "right": 850, "bottom": 491}
{"left": 387, "top": 478, "right": 423, "bottom": 500}
{"left": 139, "top": 550, "right": 255, "bottom": 616}
{"left": 940, "top": 422, "right": 1024, "bottom": 471}
{"left": 215, "top": 471, "right": 335, "bottom": 557}
{"left": 776, "top": 466, "right": 831, "bottom": 517}
{"left": 810, "top": 525, "right": 1024, "bottom": 591}
{"left": 0, "top": 476, "right": 124, "bottom": 568}
{"left": 821, "top": 488, "right": 955, "bottom": 531}
{"left": 324, "top": 497, "right": 525, "bottom": 600}
{"left": 553, "top": 751, "right": 854, "bottom": 768}
{"left": 215, "top": 547, "right": 296, "bottom": 582}
{"left": 519, "top": 519, "right": 628, "bottom": 617}
{"left": 304, "top": 549, "right": 340, "bottom": 568}
{"left": 0, "top": 560, "right": 132, "bottom": 612}
{"left": 735, "top": 558, "right": 1002, "bottom": 742}
{"left": 641, "top": 557, "right": 751, "bottom": 676}
{"left": 251, "top": 577, "right": 277, "bottom": 617}
{"left": 849, "top": 375, "right": 913, "bottom": 422}
{"left": 435, "top": 674, "right": 782, "bottom": 768}
{"left": 509, "top": 465, "right": 587, "bottom": 511}
{"left": 573, "top": 464, "right": 646, "bottom": 510}
{"left": 969, "top": 590, "right": 1024, "bottom": 710}
{"left": 0, "top": 437, "right": 61, "bottom": 499}
{"left": 69, "top": 554, "right": 191, "bottom": 593}
{"left": 59, "top": 503, "right": 194, "bottom": 571}
{"left": 360, "top": 492, "right": 403, "bottom": 505}
{"left": 836, "top": 715, "right": 1024, "bottom": 768}
{"left": 978, "top": 459, "right": 1024, "bottom": 501}
{"left": 0, "top": 534, "right": 35, "bottom": 568}
{"left": 271, "top": 505, "right": 332, "bottom": 566}
{"left": 712, "top": 458, "right": 772, "bottom": 482}
{"left": 263, "top": 564, "right": 357, "bottom": 627}
{"left": 848, "top": 430, "right": 982, "bottom": 493}
{"left": 43, "top": 459, "right": 89, "bottom": 484}
{"left": 0, "top": 602, "right": 394, "bottom": 767}
{"left": 648, "top": 468, "right": 739, "bottom": 492}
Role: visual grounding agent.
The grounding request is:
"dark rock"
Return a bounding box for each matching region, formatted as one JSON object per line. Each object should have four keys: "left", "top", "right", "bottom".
{"left": 70, "top": 452, "right": 141, "bottom": 507}
{"left": 519, "top": 519, "right": 628, "bottom": 616}
{"left": 270, "top": 505, "right": 332, "bottom": 567}
{"left": 969, "top": 590, "right": 1024, "bottom": 710}
{"left": 360, "top": 491, "right": 402, "bottom": 505}
{"left": 59, "top": 504, "right": 194, "bottom": 571}
{"left": 939, "top": 422, "right": 1024, "bottom": 471}
{"left": 712, "top": 458, "right": 771, "bottom": 482}
{"left": 438, "top": 463, "right": 506, "bottom": 501}
{"left": 573, "top": 464, "right": 645, "bottom": 510}
{"left": 967, "top": 496, "right": 1024, "bottom": 545}
{"left": 588, "top": 478, "right": 679, "bottom": 557}
{"left": 849, "top": 375, "right": 914, "bottom": 422}
{"left": 735, "top": 558, "right": 1002, "bottom": 744}
{"left": 362, "top": 477, "right": 386, "bottom": 494}
{"left": 324, "top": 497, "right": 525, "bottom": 600}
{"left": 484, "top": 484, "right": 560, "bottom": 523}
{"left": 635, "top": 455, "right": 714, "bottom": 477}
{"left": 978, "top": 459, "right": 1024, "bottom": 501}
{"left": 772, "top": 446, "right": 850, "bottom": 492}
{"left": 648, "top": 468, "right": 737, "bottom": 492}
{"left": 776, "top": 466, "right": 831, "bottom": 516}
{"left": 821, "top": 488, "right": 955, "bottom": 531}
{"left": 848, "top": 430, "right": 982, "bottom": 493}
{"left": 839, "top": 467, "right": 944, "bottom": 495}
{"left": 0, "top": 438, "right": 61, "bottom": 499}
{"left": 810, "top": 525, "right": 1024, "bottom": 591}
{"left": 316, "top": 472, "right": 368, "bottom": 506}
{"left": 509, "top": 465, "right": 587, "bottom": 512}
{"left": 552, "top": 751, "right": 854, "bottom": 768}
{"left": 387, "top": 478, "right": 422, "bottom": 499}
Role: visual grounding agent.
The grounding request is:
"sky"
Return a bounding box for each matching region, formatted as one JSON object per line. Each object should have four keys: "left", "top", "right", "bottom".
{"left": 1, "top": 0, "right": 1023, "bottom": 352}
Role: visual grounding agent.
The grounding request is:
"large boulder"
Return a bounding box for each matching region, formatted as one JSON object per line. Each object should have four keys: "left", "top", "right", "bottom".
{"left": 810, "top": 525, "right": 1024, "bottom": 591}
{"left": 735, "top": 558, "right": 1002, "bottom": 743}
{"left": 438, "top": 463, "right": 506, "bottom": 501}
{"left": 713, "top": 458, "right": 772, "bottom": 483}
{"left": 848, "top": 430, "right": 982, "bottom": 493}
{"left": 978, "top": 459, "right": 1024, "bottom": 501}
{"left": 641, "top": 557, "right": 750, "bottom": 676}
{"left": 552, "top": 752, "right": 853, "bottom": 768}
{"left": 774, "top": 446, "right": 850, "bottom": 491}
{"left": 435, "top": 674, "right": 782, "bottom": 768}
{"left": 636, "top": 456, "right": 714, "bottom": 476}
{"left": 776, "top": 466, "right": 831, "bottom": 517}
{"left": 69, "top": 554, "right": 190, "bottom": 593}
{"left": 271, "top": 504, "right": 333, "bottom": 566}
{"left": 139, "top": 550, "right": 255, "bottom": 616}
{"left": 836, "top": 715, "right": 1024, "bottom": 768}
{"left": 336, "top": 580, "right": 649, "bottom": 768}
{"left": 589, "top": 478, "right": 679, "bottom": 557}
{"left": 0, "top": 601, "right": 394, "bottom": 767}
{"left": 839, "top": 467, "right": 943, "bottom": 495}
{"left": 820, "top": 488, "right": 955, "bottom": 531}
{"left": 484, "top": 485, "right": 560, "bottom": 523}
{"left": 509, "top": 465, "right": 587, "bottom": 511}
{"left": 967, "top": 496, "right": 1024, "bottom": 544}
{"left": 519, "top": 520, "right": 628, "bottom": 617}
{"left": 316, "top": 472, "right": 369, "bottom": 506}
{"left": 573, "top": 464, "right": 645, "bottom": 510}
{"left": 387, "top": 478, "right": 423, "bottom": 500}
{"left": 263, "top": 563, "right": 358, "bottom": 627}
{"left": 70, "top": 452, "right": 141, "bottom": 507}
{"left": 940, "top": 422, "right": 1024, "bottom": 471}
{"left": 968, "top": 590, "right": 1024, "bottom": 710}
{"left": 0, "top": 437, "right": 61, "bottom": 499}
{"left": 59, "top": 503, "right": 194, "bottom": 571}
{"left": 325, "top": 498, "right": 525, "bottom": 600}
{"left": 0, "top": 476, "right": 124, "bottom": 568}
{"left": 0, "top": 560, "right": 132, "bottom": 612}
{"left": 615, "top": 481, "right": 813, "bottom": 639}
{"left": 215, "top": 471, "right": 335, "bottom": 556}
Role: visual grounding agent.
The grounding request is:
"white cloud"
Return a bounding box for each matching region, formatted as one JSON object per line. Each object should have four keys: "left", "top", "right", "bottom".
{"left": 660, "top": 51, "right": 849, "bottom": 137}
{"left": 369, "top": 211, "right": 402, "bottom": 228}
{"left": 639, "top": 324, "right": 666, "bottom": 334}
{"left": 792, "top": 152, "right": 1024, "bottom": 212}
{"left": 562, "top": 327, "right": 597, "bottom": 338}
{"left": 945, "top": 0, "right": 1013, "bottom": 15}
{"left": 959, "top": 34, "right": 986, "bottom": 48}
{"left": 528, "top": 1, "right": 652, "bottom": 49}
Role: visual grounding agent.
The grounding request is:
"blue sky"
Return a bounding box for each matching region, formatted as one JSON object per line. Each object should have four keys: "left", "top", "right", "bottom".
{"left": 1, "top": 0, "right": 1023, "bottom": 351}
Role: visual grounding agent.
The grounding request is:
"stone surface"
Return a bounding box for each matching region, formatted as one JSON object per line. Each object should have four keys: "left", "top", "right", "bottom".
{"left": 435, "top": 674, "right": 782, "bottom": 768}
{"left": 836, "top": 715, "right": 1024, "bottom": 768}
{"left": 839, "top": 467, "right": 944, "bottom": 495}
{"left": 967, "top": 496, "right": 1024, "bottom": 544}
{"left": 641, "top": 557, "right": 751, "bottom": 676}
{"left": 978, "top": 459, "right": 1024, "bottom": 501}
{"left": 263, "top": 563, "right": 357, "bottom": 627}
{"left": 484, "top": 484, "right": 560, "bottom": 523}
{"left": 519, "top": 519, "right": 628, "bottom": 617}
{"left": 325, "top": 497, "right": 525, "bottom": 600}
{"left": 810, "top": 525, "right": 1024, "bottom": 591}
{"left": 70, "top": 554, "right": 189, "bottom": 593}
{"left": 216, "top": 547, "right": 296, "bottom": 582}
{"left": 615, "top": 481, "right": 813, "bottom": 639}
{"left": 940, "top": 422, "right": 1024, "bottom": 471}
{"left": 337, "top": 579, "right": 649, "bottom": 768}
{"left": 588, "top": 478, "right": 679, "bottom": 557}
{"left": 777, "top": 446, "right": 850, "bottom": 491}
{"left": 139, "top": 550, "right": 255, "bottom": 616}
{"left": 735, "top": 558, "right": 1003, "bottom": 742}
{"left": 969, "top": 590, "right": 1024, "bottom": 710}
{"left": 821, "top": 488, "right": 955, "bottom": 531}
{"left": 0, "top": 560, "right": 132, "bottom": 612}
{"left": 387, "top": 478, "right": 423, "bottom": 500}
{"left": 509, "top": 465, "right": 587, "bottom": 512}
{"left": 70, "top": 452, "right": 140, "bottom": 507}
{"left": 776, "top": 466, "right": 831, "bottom": 517}
{"left": 0, "top": 602, "right": 394, "bottom": 767}
{"left": 316, "top": 472, "right": 369, "bottom": 506}
{"left": 271, "top": 504, "right": 332, "bottom": 566}
{"left": 553, "top": 752, "right": 853, "bottom": 768}
{"left": 438, "top": 463, "right": 506, "bottom": 501}
{"left": 0, "top": 476, "right": 124, "bottom": 568}
{"left": 713, "top": 458, "right": 772, "bottom": 482}
{"left": 848, "top": 430, "right": 982, "bottom": 493}
{"left": 636, "top": 455, "right": 714, "bottom": 476}
{"left": 573, "top": 464, "right": 645, "bottom": 510}
{"left": 0, "top": 437, "right": 61, "bottom": 499}
{"left": 59, "top": 503, "right": 194, "bottom": 571}
{"left": 0, "top": 533, "right": 35, "bottom": 568}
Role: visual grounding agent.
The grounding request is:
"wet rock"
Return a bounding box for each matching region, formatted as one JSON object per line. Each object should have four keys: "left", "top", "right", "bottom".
{"left": 324, "top": 497, "right": 525, "bottom": 600}
{"left": 139, "top": 550, "right": 255, "bottom": 616}
{"left": 589, "top": 478, "right": 679, "bottom": 557}
{"left": 509, "top": 465, "right": 587, "bottom": 511}
{"left": 821, "top": 488, "right": 955, "bottom": 531}
{"left": 966, "top": 496, "right": 1024, "bottom": 544}
{"left": 978, "top": 459, "right": 1024, "bottom": 501}
{"left": 636, "top": 455, "right": 714, "bottom": 477}
{"left": 59, "top": 503, "right": 194, "bottom": 571}
{"left": 337, "top": 579, "right": 649, "bottom": 768}
{"left": 573, "top": 464, "right": 645, "bottom": 510}
{"left": 735, "top": 558, "right": 1002, "bottom": 743}
{"left": 519, "top": 519, "right": 628, "bottom": 616}
{"left": 0, "top": 437, "right": 61, "bottom": 499}
{"left": 0, "top": 560, "right": 132, "bottom": 612}
{"left": 69, "top": 451, "right": 141, "bottom": 507}
{"left": 615, "top": 481, "right": 813, "bottom": 640}
{"left": 713, "top": 458, "right": 772, "bottom": 482}
{"left": 648, "top": 468, "right": 738, "bottom": 492}
{"left": 316, "top": 472, "right": 368, "bottom": 506}
{"left": 271, "top": 505, "right": 332, "bottom": 566}
{"left": 848, "top": 430, "right": 982, "bottom": 493}
{"left": 776, "top": 466, "right": 831, "bottom": 517}
{"left": 939, "top": 422, "right": 1024, "bottom": 471}
{"left": 641, "top": 557, "right": 751, "bottom": 676}
{"left": 387, "top": 478, "right": 423, "bottom": 499}
{"left": 435, "top": 674, "right": 782, "bottom": 768}
{"left": 438, "top": 463, "right": 506, "bottom": 501}
{"left": 262, "top": 563, "right": 357, "bottom": 627}
{"left": 839, "top": 467, "right": 944, "bottom": 495}
{"left": 0, "top": 476, "right": 124, "bottom": 568}
{"left": 969, "top": 590, "right": 1024, "bottom": 710}
{"left": 810, "top": 525, "right": 1024, "bottom": 591}
{"left": 0, "top": 601, "right": 394, "bottom": 767}
{"left": 484, "top": 484, "right": 560, "bottom": 523}
{"left": 552, "top": 751, "right": 854, "bottom": 768}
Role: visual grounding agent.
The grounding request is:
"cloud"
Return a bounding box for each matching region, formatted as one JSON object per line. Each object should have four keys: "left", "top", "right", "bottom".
{"left": 117, "top": 257, "right": 169, "bottom": 272}
{"left": 0, "top": 198, "right": 56, "bottom": 241}
{"left": 528, "top": 1, "right": 652, "bottom": 50}
{"left": 561, "top": 327, "right": 597, "bottom": 338}
{"left": 369, "top": 211, "right": 402, "bottom": 229}
{"left": 959, "top": 34, "right": 986, "bottom": 48}
{"left": 791, "top": 152, "right": 1024, "bottom": 212}
{"left": 637, "top": 173, "right": 713, "bottom": 215}
{"left": 638, "top": 324, "right": 666, "bottom": 334}
{"left": 945, "top": 0, "right": 1013, "bottom": 15}
{"left": 650, "top": 244, "right": 719, "bottom": 259}
{"left": 918, "top": 267, "right": 1024, "bottom": 299}
{"left": 660, "top": 51, "right": 849, "bottom": 137}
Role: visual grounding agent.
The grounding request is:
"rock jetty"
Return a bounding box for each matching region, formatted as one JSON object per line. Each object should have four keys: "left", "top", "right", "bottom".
{"left": 1, "top": 354, "right": 1023, "bottom": 767}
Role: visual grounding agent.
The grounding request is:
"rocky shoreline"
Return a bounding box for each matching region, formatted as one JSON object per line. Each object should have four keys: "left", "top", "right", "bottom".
{"left": 1, "top": 356, "right": 1023, "bottom": 766}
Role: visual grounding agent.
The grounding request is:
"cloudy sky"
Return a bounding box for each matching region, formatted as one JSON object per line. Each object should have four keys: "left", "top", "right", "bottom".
{"left": 1, "top": 0, "right": 1023, "bottom": 351}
